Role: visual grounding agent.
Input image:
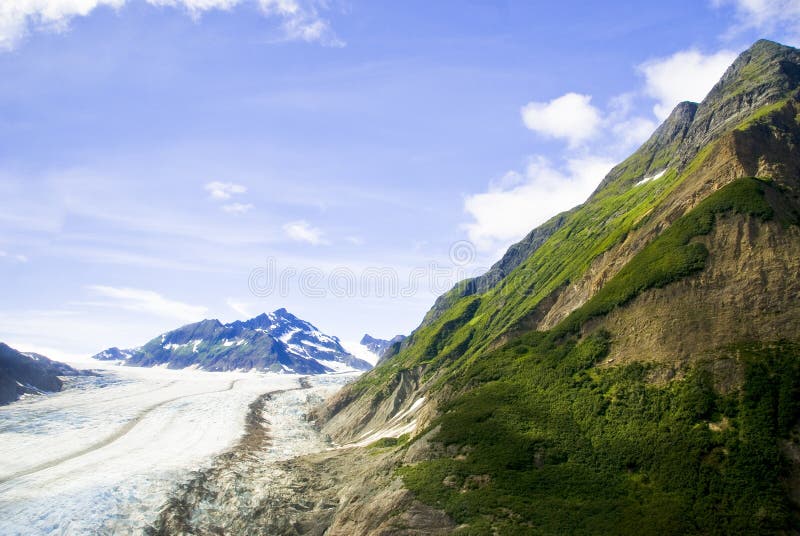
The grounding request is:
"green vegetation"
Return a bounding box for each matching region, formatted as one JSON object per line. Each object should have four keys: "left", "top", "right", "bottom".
{"left": 369, "top": 433, "right": 410, "bottom": 450}
{"left": 389, "top": 178, "right": 794, "bottom": 534}
{"left": 400, "top": 336, "right": 800, "bottom": 535}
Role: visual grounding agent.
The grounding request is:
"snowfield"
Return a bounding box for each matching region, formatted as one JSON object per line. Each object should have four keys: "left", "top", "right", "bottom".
{"left": 0, "top": 362, "right": 347, "bottom": 535}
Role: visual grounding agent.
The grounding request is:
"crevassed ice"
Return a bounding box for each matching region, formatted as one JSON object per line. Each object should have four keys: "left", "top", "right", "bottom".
{"left": 0, "top": 364, "right": 303, "bottom": 535}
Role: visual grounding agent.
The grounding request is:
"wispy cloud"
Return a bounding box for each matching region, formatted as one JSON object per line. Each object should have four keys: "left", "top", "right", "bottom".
{"left": 87, "top": 285, "right": 207, "bottom": 322}
{"left": 0, "top": 250, "right": 29, "bottom": 262}
{"left": 205, "top": 181, "right": 256, "bottom": 214}
{"left": 713, "top": 0, "right": 800, "bottom": 44}
{"left": 204, "top": 181, "right": 247, "bottom": 200}
{"left": 0, "top": 0, "right": 342, "bottom": 51}
{"left": 259, "top": 0, "right": 343, "bottom": 46}
{"left": 345, "top": 235, "right": 365, "bottom": 245}
{"left": 222, "top": 202, "right": 254, "bottom": 214}
{"left": 283, "top": 220, "right": 325, "bottom": 245}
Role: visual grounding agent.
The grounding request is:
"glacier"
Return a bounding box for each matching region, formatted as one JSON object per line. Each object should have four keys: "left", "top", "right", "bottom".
{"left": 0, "top": 360, "right": 354, "bottom": 535}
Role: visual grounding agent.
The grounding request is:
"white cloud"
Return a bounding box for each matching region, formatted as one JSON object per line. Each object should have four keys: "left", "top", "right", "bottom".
{"left": 259, "top": 0, "right": 343, "bottom": 46}
{"left": 204, "top": 181, "right": 247, "bottom": 200}
{"left": 87, "top": 285, "right": 207, "bottom": 322}
{"left": 604, "top": 92, "right": 658, "bottom": 150}
{"left": 463, "top": 155, "right": 615, "bottom": 252}
{"left": 206, "top": 182, "right": 254, "bottom": 213}
{"left": 148, "top": 0, "right": 240, "bottom": 15}
{"left": 0, "top": 0, "right": 107, "bottom": 50}
{"left": 521, "top": 93, "right": 602, "bottom": 147}
{"left": 713, "top": 0, "right": 800, "bottom": 43}
{"left": 283, "top": 220, "right": 324, "bottom": 245}
{"left": 610, "top": 115, "right": 659, "bottom": 149}
{"left": 640, "top": 49, "right": 738, "bottom": 120}
{"left": 222, "top": 202, "right": 254, "bottom": 214}
{"left": 0, "top": 0, "right": 340, "bottom": 51}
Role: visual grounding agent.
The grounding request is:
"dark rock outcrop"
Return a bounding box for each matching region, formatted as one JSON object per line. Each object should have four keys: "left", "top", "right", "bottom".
{"left": 0, "top": 343, "right": 84, "bottom": 405}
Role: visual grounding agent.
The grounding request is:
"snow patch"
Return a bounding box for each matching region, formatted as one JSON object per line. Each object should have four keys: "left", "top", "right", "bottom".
{"left": 313, "top": 359, "right": 356, "bottom": 374}
{"left": 635, "top": 169, "right": 667, "bottom": 187}
{"left": 278, "top": 328, "right": 300, "bottom": 344}
{"left": 347, "top": 420, "right": 418, "bottom": 448}
{"left": 341, "top": 397, "right": 427, "bottom": 448}
{"left": 341, "top": 340, "right": 379, "bottom": 367}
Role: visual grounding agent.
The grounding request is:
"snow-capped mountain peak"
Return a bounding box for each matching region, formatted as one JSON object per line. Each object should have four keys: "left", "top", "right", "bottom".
{"left": 92, "top": 309, "right": 372, "bottom": 374}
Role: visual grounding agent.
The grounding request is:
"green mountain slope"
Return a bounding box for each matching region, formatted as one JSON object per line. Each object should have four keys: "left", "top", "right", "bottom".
{"left": 303, "top": 39, "right": 800, "bottom": 534}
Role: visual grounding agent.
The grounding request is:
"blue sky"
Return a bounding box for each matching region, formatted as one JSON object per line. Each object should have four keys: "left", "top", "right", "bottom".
{"left": 2, "top": 0, "right": 799, "bottom": 358}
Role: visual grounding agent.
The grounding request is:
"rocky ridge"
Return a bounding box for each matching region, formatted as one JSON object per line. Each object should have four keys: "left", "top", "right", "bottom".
{"left": 93, "top": 309, "right": 372, "bottom": 374}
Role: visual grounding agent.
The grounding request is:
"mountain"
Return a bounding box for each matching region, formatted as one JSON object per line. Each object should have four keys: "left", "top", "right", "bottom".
{"left": 359, "top": 333, "right": 406, "bottom": 362}
{"left": 0, "top": 343, "right": 86, "bottom": 405}
{"left": 93, "top": 308, "right": 372, "bottom": 374}
{"left": 230, "top": 40, "right": 800, "bottom": 533}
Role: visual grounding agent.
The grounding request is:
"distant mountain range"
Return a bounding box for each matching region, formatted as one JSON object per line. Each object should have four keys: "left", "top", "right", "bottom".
{"left": 0, "top": 343, "right": 87, "bottom": 405}
{"left": 359, "top": 334, "right": 406, "bottom": 362}
{"left": 93, "top": 308, "right": 372, "bottom": 374}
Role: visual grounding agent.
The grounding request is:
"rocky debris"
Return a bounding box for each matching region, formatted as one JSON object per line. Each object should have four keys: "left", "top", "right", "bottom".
{"left": 147, "top": 375, "right": 452, "bottom": 536}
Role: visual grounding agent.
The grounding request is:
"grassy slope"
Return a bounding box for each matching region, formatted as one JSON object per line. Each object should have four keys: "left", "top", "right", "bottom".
{"left": 400, "top": 339, "right": 800, "bottom": 535}
{"left": 395, "top": 178, "right": 797, "bottom": 535}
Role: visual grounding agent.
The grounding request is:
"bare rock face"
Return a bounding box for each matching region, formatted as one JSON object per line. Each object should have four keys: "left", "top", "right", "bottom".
{"left": 596, "top": 214, "right": 800, "bottom": 366}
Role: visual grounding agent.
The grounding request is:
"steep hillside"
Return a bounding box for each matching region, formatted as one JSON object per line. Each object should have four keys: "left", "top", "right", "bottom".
{"left": 266, "top": 40, "right": 800, "bottom": 534}
{"left": 0, "top": 343, "right": 86, "bottom": 405}
{"left": 93, "top": 308, "right": 371, "bottom": 374}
